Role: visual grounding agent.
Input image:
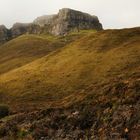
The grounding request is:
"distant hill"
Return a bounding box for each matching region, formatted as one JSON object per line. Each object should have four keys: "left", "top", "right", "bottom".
{"left": 33, "top": 8, "right": 103, "bottom": 35}
{"left": 0, "top": 8, "right": 103, "bottom": 44}
{"left": 0, "top": 26, "right": 139, "bottom": 139}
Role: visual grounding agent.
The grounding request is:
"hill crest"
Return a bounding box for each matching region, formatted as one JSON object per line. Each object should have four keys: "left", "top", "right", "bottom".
{"left": 0, "top": 8, "right": 103, "bottom": 44}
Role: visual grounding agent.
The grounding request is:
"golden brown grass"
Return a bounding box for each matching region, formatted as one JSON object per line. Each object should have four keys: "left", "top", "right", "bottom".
{"left": 0, "top": 31, "right": 92, "bottom": 75}
{"left": 0, "top": 28, "right": 140, "bottom": 111}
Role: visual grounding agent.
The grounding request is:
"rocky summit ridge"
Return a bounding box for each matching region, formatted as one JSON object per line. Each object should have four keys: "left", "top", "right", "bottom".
{"left": 0, "top": 8, "right": 103, "bottom": 44}
{"left": 33, "top": 8, "right": 103, "bottom": 35}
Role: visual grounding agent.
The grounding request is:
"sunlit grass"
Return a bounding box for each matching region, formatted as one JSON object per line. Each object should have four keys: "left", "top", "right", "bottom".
{"left": 0, "top": 27, "right": 140, "bottom": 111}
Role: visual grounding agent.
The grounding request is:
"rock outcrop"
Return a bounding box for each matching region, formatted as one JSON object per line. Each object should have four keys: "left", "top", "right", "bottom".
{"left": 11, "top": 23, "right": 41, "bottom": 38}
{"left": 34, "top": 8, "right": 103, "bottom": 35}
{"left": 34, "top": 15, "right": 56, "bottom": 27}
{"left": 0, "top": 8, "right": 103, "bottom": 44}
{"left": 11, "top": 23, "right": 31, "bottom": 38}
{"left": 0, "top": 25, "right": 9, "bottom": 44}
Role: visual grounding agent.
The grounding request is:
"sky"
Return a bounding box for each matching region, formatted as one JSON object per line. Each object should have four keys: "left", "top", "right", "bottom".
{"left": 0, "top": 0, "right": 140, "bottom": 29}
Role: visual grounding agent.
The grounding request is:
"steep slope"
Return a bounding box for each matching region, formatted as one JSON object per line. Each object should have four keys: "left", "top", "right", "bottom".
{"left": 0, "top": 28, "right": 140, "bottom": 140}
{"left": 0, "top": 27, "right": 139, "bottom": 106}
{"left": 0, "top": 34, "right": 57, "bottom": 74}
{"left": 0, "top": 31, "right": 90, "bottom": 75}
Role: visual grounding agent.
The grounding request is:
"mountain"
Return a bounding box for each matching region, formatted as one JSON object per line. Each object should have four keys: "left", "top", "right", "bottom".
{"left": 0, "top": 8, "right": 103, "bottom": 44}
{"left": 0, "top": 27, "right": 139, "bottom": 139}
{"left": 33, "top": 8, "right": 103, "bottom": 35}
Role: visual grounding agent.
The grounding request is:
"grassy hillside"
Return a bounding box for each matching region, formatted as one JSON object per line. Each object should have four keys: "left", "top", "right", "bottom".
{"left": 0, "top": 31, "right": 92, "bottom": 75}
{"left": 0, "top": 28, "right": 139, "bottom": 139}
{"left": 0, "top": 27, "right": 139, "bottom": 106}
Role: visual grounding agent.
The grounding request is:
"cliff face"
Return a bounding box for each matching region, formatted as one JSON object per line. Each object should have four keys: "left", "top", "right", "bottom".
{"left": 0, "top": 8, "right": 103, "bottom": 44}
{"left": 34, "top": 8, "right": 103, "bottom": 35}
{"left": 0, "top": 25, "right": 9, "bottom": 44}
{"left": 34, "top": 15, "right": 56, "bottom": 27}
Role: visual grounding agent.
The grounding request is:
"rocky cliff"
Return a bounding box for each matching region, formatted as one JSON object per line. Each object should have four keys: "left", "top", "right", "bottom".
{"left": 11, "top": 23, "right": 31, "bottom": 38}
{"left": 11, "top": 23, "right": 41, "bottom": 38}
{"left": 0, "top": 8, "right": 103, "bottom": 44}
{"left": 0, "top": 25, "right": 9, "bottom": 44}
{"left": 34, "top": 15, "right": 56, "bottom": 27}
{"left": 34, "top": 8, "right": 103, "bottom": 35}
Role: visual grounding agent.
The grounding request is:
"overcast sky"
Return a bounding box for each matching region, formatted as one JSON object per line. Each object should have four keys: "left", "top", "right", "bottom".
{"left": 0, "top": 0, "right": 140, "bottom": 29}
